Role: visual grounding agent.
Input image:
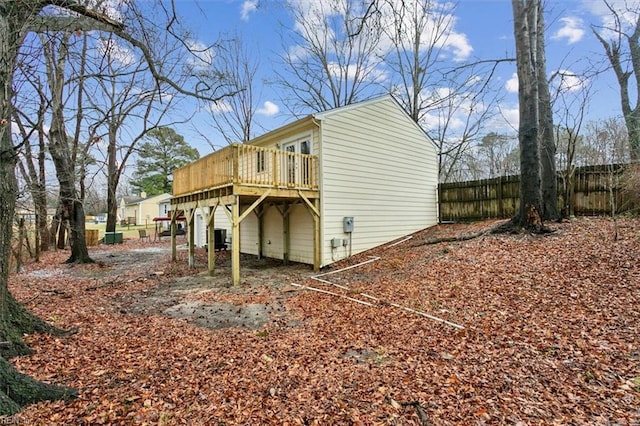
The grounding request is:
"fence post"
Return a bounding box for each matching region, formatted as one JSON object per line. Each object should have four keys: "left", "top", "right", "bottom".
{"left": 497, "top": 176, "right": 503, "bottom": 218}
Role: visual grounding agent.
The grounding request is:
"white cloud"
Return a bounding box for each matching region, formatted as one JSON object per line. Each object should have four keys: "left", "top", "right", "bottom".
{"left": 186, "top": 40, "right": 215, "bottom": 67}
{"left": 241, "top": 0, "right": 258, "bottom": 21}
{"left": 500, "top": 106, "right": 520, "bottom": 131}
{"left": 585, "top": 0, "right": 640, "bottom": 39}
{"left": 287, "top": 0, "right": 472, "bottom": 62}
{"left": 96, "top": 38, "right": 135, "bottom": 66}
{"left": 256, "top": 101, "right": 280, "bottom": 116}
{"left": 552, "top": 69, "right": 588, "bottom": 93}
{"left": 444, "top": 31, "right": 473, "bottom": 62}
{"left": 505, "top": 73, "right": 518, "bottom": 94}
{"left": 552, "top": 17, "right": 585, "bottom": 44}
{"left": 483, "top": 104, "right": 519, "bottom": 133}
{"left": 376, "top": 0, "right": 473, "bottom": 62}
{"left": 208, "top": 100, "right": 233, "bottom": 114}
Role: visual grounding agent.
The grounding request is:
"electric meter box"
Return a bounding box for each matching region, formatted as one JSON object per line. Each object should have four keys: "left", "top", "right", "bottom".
{"left": 343, "top": 217, "right": 354, "bottom": 233}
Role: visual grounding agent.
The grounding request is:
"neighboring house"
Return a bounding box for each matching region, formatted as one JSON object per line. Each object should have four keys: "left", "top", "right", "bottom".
{"left": 156, "top": 196, "right": 174, "bottom": 230}
{"left": 171, "top": 95, "right": 439, "bottom": 285}
{"left": 119, "top": 192, "right": 172, "bottom": 226}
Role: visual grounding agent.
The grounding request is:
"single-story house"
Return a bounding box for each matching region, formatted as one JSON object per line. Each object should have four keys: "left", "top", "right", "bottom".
{"left": 170, "top": 95, "right": 438, "bottom": 285}
{"left": 119, "top": 192, "right": 172, "bottom": 226}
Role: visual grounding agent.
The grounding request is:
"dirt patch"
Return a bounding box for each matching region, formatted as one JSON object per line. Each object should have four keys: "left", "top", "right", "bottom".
{"left": 68, "top": 246, "right": 172, "bottom": 279}
{"left": 118, "top": 248, "right": 311, "bottom": 330}
{"left": 163, "top": 300, "right": 282, "bottom": 330}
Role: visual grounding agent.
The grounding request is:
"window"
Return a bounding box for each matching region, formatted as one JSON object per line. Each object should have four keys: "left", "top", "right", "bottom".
{"left": 256, "top": 150, "right": 266, "bottom": 173}
{"left": 300, "top": 140, "right": 310, "bottom": 155}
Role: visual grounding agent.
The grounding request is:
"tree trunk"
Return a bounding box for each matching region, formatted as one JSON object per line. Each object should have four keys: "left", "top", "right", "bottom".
{"left": 625, "top": 112, "right": 640, "bottom": 161}
{"left": 512, "top": 0, "right": 544, "bottom": 231}
{"left": 37, "top": 124, "right": 49, "bottom": 253}
{"left": 106, "top": 173, "right": 119, "bottom": 234}
{"left": 0, "top": 7, "right": 77, "bottom": 414}
{"left": 46, "top": 34, "right": 92, "bottom": 264}
{"left": 536, "top": 4, "right": 559, "bottom": 221}
{"left": 0, "top": 355, "right": 76, "bottom": 415}
{"left": 106, "top": 124, "right": 120, "bottom": 234}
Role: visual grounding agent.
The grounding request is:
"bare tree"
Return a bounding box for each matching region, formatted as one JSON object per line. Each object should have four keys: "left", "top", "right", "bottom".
{"left": 382, "top": 0, "right": 471, "bottom": 122}
{"left": 510, "top": 0, "right": 556, "bottom": 230}
{"left": 535, "top": 2, "right": 559, "bottom": 221}
{"left": 0, "top": 0, "right": 126, "bottom": 413}
{"left": 423, "top": 70, "right": 502, "bottom": 183}
{"left": 580, "top": 117, "right": 630, "bottom": 165}
{"left": 13, "top": 80, "right": 51, "bottom": 258}
{"left": 552, "top": 71, "right": 591, "bottom": 217}
{"left": 376, "top": 0, "right": 503, "bottom": 183}
{"left": 592, "top": 1, "right": 640, "bottom": 161}
{"left": 203, "top": 35, "right": 260, "bottom": 146}
{"left": 82, "top": 31, "right": 181, "bottom": 234}
{"left": 512, "top": 0, "right": 541, "bottom": 229}
{"left": 477, "top": 132, "right": 520, "bottom": 178}
{"left": 43, "top": 30, "right": 97, "bottom": 262}
{"left": 0, "top": 0, "right": 231, "bottom": 414}
{"left": 276, "top": 0, "right": 385, "bottom": 114}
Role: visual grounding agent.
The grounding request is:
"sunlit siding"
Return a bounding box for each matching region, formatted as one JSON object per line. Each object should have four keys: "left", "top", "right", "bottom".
{"left": 288, "top": 204, "right": 314, "bottom": 264}
{"left": 240, "top": 207, "right": 259, "bottom": 256}
{"left": 258, "top": 205, "right": 280, "bottom": 258}
{"left": 319, "top": 97, "right": 438, "bottom": 266}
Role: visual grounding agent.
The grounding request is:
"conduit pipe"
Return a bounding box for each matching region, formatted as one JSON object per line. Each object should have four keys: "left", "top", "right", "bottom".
{"left": 290, "top": 283, "right": 374, "bottom": 307}
{"left": 297, "top": 237, "right": 465, "bottom": 330}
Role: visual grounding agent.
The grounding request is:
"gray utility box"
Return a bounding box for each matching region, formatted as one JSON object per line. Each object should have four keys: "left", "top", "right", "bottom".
{"left": 343, "top": 217, "right": 354, "bottom": 233}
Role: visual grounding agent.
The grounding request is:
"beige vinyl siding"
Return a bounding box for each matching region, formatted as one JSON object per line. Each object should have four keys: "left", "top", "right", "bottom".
{"left": 258, "top": 203, "right": 314, "bottom": 264}
{"left": 319, "top": 97, "right": 438, "bottom": 266}
{"left": 262, "top": 205, "right": 283, "bottom": 259}
{"left": 240, "top": 206, "right": 259, "bottom": 256}
{"left": 288, "top": 204, "right": 314, "bottom": 264}
{"left": 245, "top": 126, "right": 319, "bottom": 264}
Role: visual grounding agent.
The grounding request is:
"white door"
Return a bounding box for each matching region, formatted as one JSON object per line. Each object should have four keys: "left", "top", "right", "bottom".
{"left": 282, "top": 139, "right": 311, "bottom": 186}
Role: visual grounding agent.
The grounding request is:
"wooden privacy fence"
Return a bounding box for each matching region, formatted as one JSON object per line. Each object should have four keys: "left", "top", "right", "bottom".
{"left": 439, "top": 163, "right": 639, "bottom": 222}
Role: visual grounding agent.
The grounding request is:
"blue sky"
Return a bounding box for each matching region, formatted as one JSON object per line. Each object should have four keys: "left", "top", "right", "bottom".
{"left": 167, "top": 0, "right": 631, "bottom": 155}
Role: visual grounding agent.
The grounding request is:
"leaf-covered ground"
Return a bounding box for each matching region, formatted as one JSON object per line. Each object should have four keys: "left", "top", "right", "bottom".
{"left": 8, "top": 217, "right": 640, "bottom": 425}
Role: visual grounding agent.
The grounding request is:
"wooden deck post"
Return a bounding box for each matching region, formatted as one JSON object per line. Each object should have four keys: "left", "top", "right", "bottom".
{"left": 255, "top": 205, "right": 265, "bottom": 259}
{"left": 207, "top": 204, "right": 217, "bottom": 276}
{"left": 187, "top": 208, "right": 196, "bottom": 268}
{"left": 313, "top": 198, "right": 320, "bottom": 272}
{"left": 282, "top": 202, "right": 291, "bottom": 265}
{"left": 231, "top": 196, "right": 240, "bottom": 285}
{"left": 170, "top": 209, "right": 177, "bottom": 261}
{"left": 297, "top": 190, "right": 321, "bottom": 272}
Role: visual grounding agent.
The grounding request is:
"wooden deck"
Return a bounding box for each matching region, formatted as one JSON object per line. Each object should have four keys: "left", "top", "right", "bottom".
{"left": 172, "top": 143, "right": 319, "bottom": 202}
{"left": 170, "top": 143, "right": 321, "bottom": 286}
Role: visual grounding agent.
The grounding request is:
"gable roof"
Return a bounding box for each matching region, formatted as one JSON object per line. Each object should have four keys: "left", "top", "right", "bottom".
{"left": 247, "top": 95, "right": 433, "bottom": 148}
{"left": 122, "top": 193, "right": 171, "bottom": 207}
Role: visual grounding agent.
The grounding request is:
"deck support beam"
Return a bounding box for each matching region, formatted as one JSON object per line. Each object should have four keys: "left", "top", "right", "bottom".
{"left": 231, "top": 196, "right": 240, "bottom": 285}
{"left": 299, "top": 191, "right": 321, "bottom": 272}
{"left": 187, "top": 207, "right": 196, "bottom": 268}
{"left": 207, "top": 202, "right": 219, "bottom": 276}
{"left": 170, "top": 209, "right": 177, "bottom": 261}
{"left": 313, "top": 198, "right": 320, "bottom": 272}
{"left": 254, "top": 205, "right": 265, "bottom": 259}
{"left": 282, "top": 202, "right": 291, "bottom": 265}
{"left": 171, "top": 185, "right": 320, "bottom": 284}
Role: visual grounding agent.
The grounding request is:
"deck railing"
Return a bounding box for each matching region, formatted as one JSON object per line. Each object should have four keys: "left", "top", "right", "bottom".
{"left": 173, "top": 143, "right": 319, "bottom": 197}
